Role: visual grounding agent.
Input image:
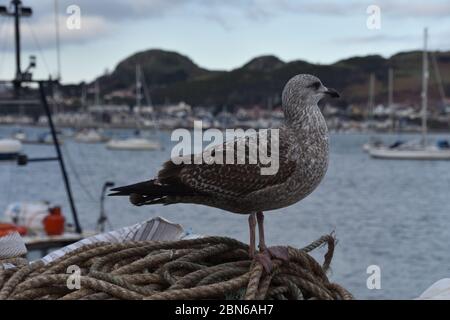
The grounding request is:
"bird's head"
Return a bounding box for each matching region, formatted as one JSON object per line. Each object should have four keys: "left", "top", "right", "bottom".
{"left": 282, "top": 74, "right": 340, "bottom": 109}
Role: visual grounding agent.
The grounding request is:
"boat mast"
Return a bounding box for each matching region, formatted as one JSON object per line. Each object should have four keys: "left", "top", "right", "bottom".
{"left": 95, "top": 80, "right": 100, "bottom": 105}
{"left": 136, "top": 64, "right": 142, "bottom": 109}
{"left": 54, "top": 0, "right": 61, "bottom": 81}
{"left": 81, "top": 84, "right": 87, "bottom": 111}
{"left": 0, "top": 0, "right": 82, "bottom": 233}
{"left": 368, "top": 73, "right": 375, "bottom": 136}
{"left": 388, "top": 68, "right": 394, "bottom": 132}
{"left": 13, "top": 0, "right": 22, "bottom": 85}
{"left": 134, "top": 64, "right": 145, "bottom": 131}
{"left": 430, "top": 51, "right": 447, "bottom": 108}
{"left": 2, "top": 0, "right": 33, "bottom": 91}
{"left": 141, "top": 69, "right": 152, "bottom": 108}
{"left": 52, "top": 0, "right": 62, "bottom": 116}
{"left": 421, "top": 27, "right": 429, "bottom": 147}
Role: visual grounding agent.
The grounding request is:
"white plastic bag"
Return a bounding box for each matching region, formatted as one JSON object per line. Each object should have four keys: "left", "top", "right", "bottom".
{"left": 4, "top": 201, "right": 49, "bottom": 231}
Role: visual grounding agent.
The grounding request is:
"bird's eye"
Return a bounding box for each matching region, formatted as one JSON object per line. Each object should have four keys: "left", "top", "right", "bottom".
{"left": 308, "top": 81, "right": 321, "bottom": 90}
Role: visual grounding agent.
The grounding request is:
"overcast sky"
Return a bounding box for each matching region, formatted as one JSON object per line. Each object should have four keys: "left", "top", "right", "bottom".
{"left": 0, "top": 0, "right": 449, "bottom": 83}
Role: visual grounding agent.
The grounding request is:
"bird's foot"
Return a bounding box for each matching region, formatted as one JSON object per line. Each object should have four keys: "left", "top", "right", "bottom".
{"left": 254, "top": 246, "right": 290, "bottom": 273}
{"left": 266, "top": 246, "right": 290, "bottom": 262}
{"left": 255, "top": 251, "right": 273, "bottom": 273}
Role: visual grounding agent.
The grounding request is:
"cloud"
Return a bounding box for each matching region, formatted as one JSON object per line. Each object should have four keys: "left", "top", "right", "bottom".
{"left": 17, "top": 0, "right": 450, "bottom": 23}
{"left": 338, "top": 34, "right": 417, "bottom": 44}
{"left": 0, "top": 0, "right": 190, "bottom": 51}
{"left": 0, "top": 0, "right": 220, "bottom": 50}
{"left": 337, "top": 29, "right": 450, "bottom": 51}
{"left": 379, "top": 1, "right": 450, "bottom": 18}
{"left": 272, "top": 0, "right": 450, "bottom": 18}
{"left": 0, "top": 14, "right": 110, "bottom": 51}
{"left": 25, "top": 0, "right": 188, "bottom": 21}
{"left": 2, "top": 0, "right": 450, "bottom": 50}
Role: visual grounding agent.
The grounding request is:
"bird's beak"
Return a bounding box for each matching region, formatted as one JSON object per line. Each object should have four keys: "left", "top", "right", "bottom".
{"left": 324, "top": 87, "right": 340, "bottom": 98}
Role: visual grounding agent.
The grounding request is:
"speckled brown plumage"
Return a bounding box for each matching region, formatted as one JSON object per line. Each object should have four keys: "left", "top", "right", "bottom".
{"left": 111, "top": 74, "right": 339, "bottom": 216}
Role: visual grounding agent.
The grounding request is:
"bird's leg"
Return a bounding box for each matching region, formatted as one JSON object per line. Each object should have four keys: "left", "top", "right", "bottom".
{"left": 248, "top": 213, "right": 257, "bottom": 259}
{"left": 256, "top": 211, "right": 267, "bottom": 251}
{"left": 256, "top": 211, "right": 290, "bottom": 268}
{"left": 254, "top": 211, "right": 274, "bottom": 273}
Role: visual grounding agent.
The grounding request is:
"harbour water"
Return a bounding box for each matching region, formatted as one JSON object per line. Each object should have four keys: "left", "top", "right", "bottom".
{"left": 1, "top": 125, "right": 450, "bottom": 299}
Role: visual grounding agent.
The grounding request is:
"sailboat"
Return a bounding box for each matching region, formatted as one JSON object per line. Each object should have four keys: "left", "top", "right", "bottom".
{"left": 362, "top": 73, "right": 384, "bottom": 152}
{"left": 106, "top": 64, "right": 161, "bottom": 151}
{"left": 0, "top": 0, "right": 99, "bottom": 253}
{"left": 74, "top": 128, "right": 107, "bottom": 143}
{"left": 74, "top": 82, "right": 108, "bottom": 143}
{"left": 11, "top": 130, "right": 64, "bottom": 145}
{"left": 369, "top": 28, "right": 450, "bottom": 160}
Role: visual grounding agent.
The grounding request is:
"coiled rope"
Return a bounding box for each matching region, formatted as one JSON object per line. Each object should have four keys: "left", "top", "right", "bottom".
{"left": 0, "top": 235, "right": 353, "bottom": 300}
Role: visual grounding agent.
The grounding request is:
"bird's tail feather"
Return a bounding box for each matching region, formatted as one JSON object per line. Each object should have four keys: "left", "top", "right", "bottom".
{"left": 108, "top": 179, "right": 195, "bottom": 206}
{"left": 108, "top": 180, "right": 160, "bottom": 196}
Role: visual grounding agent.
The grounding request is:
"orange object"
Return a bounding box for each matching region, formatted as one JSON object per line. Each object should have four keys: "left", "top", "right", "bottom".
{"left": 43, "top": 206, "right": 65, "bottom": 236}
{"left": 0, "top": 223, "right": 27, "bottom": 237}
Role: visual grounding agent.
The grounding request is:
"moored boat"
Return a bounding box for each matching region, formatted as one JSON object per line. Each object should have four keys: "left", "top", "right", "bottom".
{"left": 0, "top": 138, "right": 22, "bottom": 160}
{"left": 369, "top": 28, "right": 450, "bottom": 161}
{"left": 106, "top": 137, "right": 161, "bottom": 151}
{"left": 74, "top": 128, "right": 108, "bottom": 143}
{"left": 369, "top": 143, "right": 450, "bottom": 160}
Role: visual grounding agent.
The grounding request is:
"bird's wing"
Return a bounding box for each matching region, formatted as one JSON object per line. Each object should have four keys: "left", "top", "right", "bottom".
{"left": 158, "top": 128, "right": 296, "bottom": 198}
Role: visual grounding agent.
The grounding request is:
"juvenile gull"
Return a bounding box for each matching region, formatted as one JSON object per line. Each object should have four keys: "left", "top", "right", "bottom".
{"left": 110, "top": 74, "right": 339, "bottom": 268}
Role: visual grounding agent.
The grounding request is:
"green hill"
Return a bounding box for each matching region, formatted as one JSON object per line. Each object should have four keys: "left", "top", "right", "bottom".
{"left": 69, "top": 49, "right": 450, "bottom": 109}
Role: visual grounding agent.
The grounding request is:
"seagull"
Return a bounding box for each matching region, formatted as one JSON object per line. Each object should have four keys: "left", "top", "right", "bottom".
{"left": 109, "top": 74, "right": 339, "bottom": 270}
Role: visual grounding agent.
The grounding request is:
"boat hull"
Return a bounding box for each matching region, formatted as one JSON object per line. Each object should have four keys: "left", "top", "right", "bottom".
{"left": 369, "top": 147, "right": 450, "bottom": 160}
{"left": 0, "top": 139, "right": 22, "bottom": 160}
{"left": 106, "top": 138, "right": 161, "bottom": 151}
{"left": 0, "top": 152, "right": 19, "bottom": 161}
{"left": 74, "top": 130, "right": 107, "bottom": 143}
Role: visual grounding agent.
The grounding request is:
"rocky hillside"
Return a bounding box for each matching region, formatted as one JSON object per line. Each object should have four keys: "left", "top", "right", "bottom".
{"left": 66, "top": 49, "right": 450, "bottom": 109}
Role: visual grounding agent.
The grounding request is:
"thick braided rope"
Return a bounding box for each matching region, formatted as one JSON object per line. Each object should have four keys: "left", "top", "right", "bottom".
{"left": 0, "top": 234, "right": 353, "bottom": 300}
{"left": 244, "top": 263, "right": 264, "bottom": 300}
